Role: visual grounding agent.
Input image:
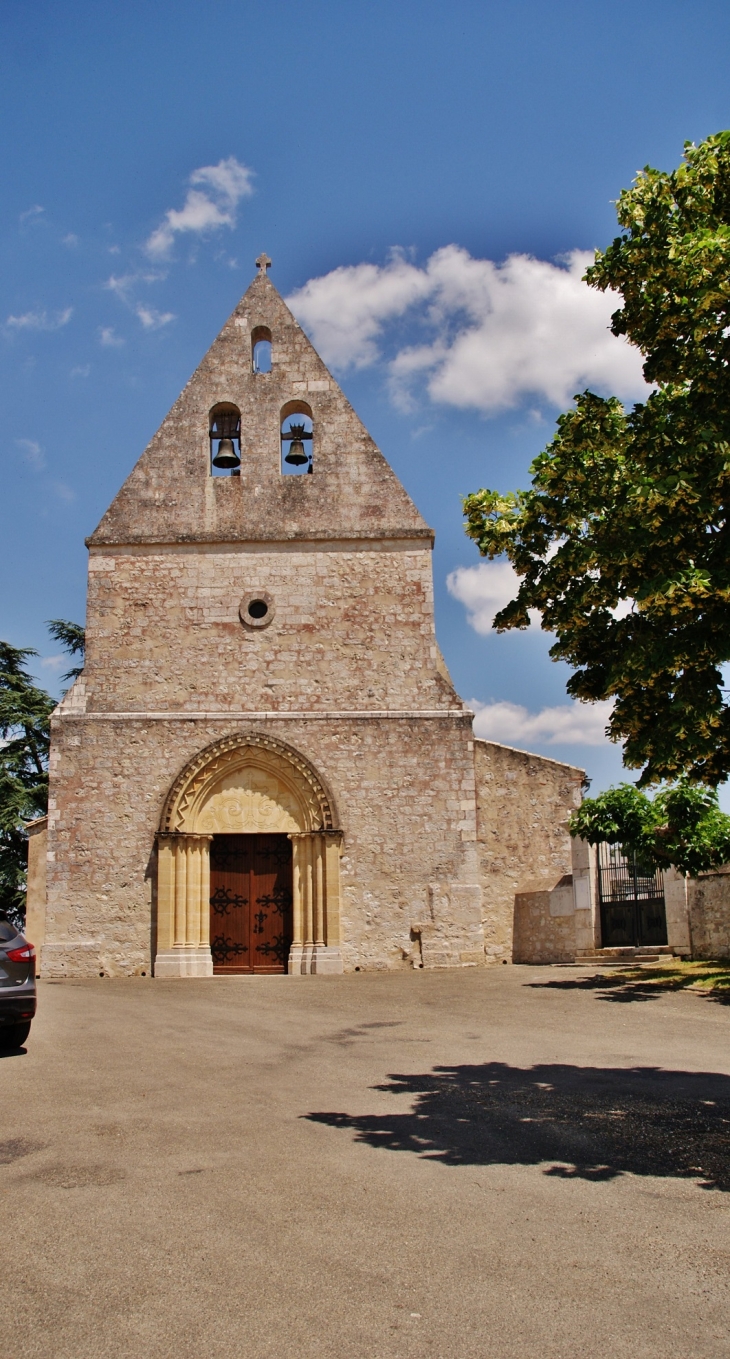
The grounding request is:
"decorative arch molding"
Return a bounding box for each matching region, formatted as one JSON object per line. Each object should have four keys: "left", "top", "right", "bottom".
{"left": 159, "top": 730, "right": 338, "bottom": 836}
{"left": 154, "top": 732, "right": 343, "bottom": 979}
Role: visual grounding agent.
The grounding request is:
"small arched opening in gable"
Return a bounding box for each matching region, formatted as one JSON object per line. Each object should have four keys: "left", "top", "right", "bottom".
{"left": 280, "top": 400, "right": 313, "bottom": 476}
{"left": 252, "top": 326, "right": 272, "bottom": 375}
{"left": 209, "top": 403, "right": 241, "bottom": 477}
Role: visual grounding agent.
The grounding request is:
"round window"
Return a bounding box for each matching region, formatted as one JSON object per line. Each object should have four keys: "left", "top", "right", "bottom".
{"left": 240, "top": 592, "right": 274, "bottom": 629}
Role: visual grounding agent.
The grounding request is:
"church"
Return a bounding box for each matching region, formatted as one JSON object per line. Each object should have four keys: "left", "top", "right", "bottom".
{"left": 28, "top": 259, "right": 596, "bottom": 979}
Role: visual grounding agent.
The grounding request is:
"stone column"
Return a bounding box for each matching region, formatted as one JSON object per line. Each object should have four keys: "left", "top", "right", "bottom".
{"left": 288, "top": 838, "right": 304, "bottom": 975}
{"left": 289, "top": 830, "right": 344, "bottom": 975}
{"left": 301, "top": 834, "right": 314, "bottom": 974}
{"left": 320, "top": 830, "right": 344, "bottom": 967}
{"left": 155, "top": 833, "right": 214, "bottom": 977}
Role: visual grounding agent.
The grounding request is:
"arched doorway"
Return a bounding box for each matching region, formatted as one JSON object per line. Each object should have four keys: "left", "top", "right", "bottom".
{"left": 154, "top": 732, "right": 343, "bottom": 978}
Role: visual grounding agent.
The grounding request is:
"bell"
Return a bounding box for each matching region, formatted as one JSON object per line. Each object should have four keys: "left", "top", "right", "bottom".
{"left": 284, "top": 422, "right": 309, "bottom": 466}
{"left": 212, "top": 437, "right": 240, "bottom": 469}
{"left": 284, "top": 437, "right": 308, "bottom": 466}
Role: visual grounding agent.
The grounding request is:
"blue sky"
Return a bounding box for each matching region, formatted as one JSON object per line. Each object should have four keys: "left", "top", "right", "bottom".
{"left": 2, "top": 0, "right": 730, "bottom": 793}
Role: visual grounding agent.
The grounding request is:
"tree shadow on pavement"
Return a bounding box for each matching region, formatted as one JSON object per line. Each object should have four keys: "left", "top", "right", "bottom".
{"left": 306, "top": 1062, "right": 730, "bottom": 1189}
{"left": 527, "top": 965, "right": 730, "bottom": 1006}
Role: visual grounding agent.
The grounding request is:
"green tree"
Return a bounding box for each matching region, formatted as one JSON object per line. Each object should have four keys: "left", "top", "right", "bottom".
{"left": 0, "top": 622, "right": 84, "bottom": 927}
{"left": 463, "top": 131, "right": 730, "bottom": 787}
{"left": 0, "top": 644, "right": 54, "bottom": 926}
{"left": 570, "top": 782, "right": 730, "bottom": 878}
{"left": 47, "top": 619, "right": 85, "bottom": 685}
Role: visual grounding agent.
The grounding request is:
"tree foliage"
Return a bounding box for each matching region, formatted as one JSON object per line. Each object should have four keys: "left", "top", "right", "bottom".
{"left": 0, "top": 644, "right": 55, "bottom": 925}
{"left": 47, "top": 618, "right": 85, "bottom": 684}
{"left": 570, "top": 782, "right": 730, "bottom": 878}
{"left": 463, "top": 132, "right": 730, "bottom": 786}
{"left": 0, "top": 622, "right": 84, "bottom": 927}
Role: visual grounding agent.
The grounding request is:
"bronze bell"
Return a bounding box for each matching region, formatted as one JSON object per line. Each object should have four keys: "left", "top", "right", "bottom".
{"left": 212, "top": 437, "right": 240, "bottom": 469}
{"left": 284, "top": 423, "right": 309, "bottom": 466}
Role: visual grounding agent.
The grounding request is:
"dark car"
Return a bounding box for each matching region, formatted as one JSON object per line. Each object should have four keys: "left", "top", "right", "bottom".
{"left": 0, "top": 914, "right": 36, "bottom": 1049}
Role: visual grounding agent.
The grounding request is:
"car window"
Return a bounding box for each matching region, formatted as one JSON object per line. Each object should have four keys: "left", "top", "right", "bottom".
{"left": 0, "top": 920, "right": 18, "bottom": 942}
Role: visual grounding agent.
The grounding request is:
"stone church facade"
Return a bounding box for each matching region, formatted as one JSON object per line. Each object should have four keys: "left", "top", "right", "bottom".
{"left": 30, "top": 261, "right": 595, "bottom": 979}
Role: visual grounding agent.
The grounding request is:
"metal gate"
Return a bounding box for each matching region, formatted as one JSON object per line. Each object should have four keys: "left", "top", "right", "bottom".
{"left": 597, "top": 843, "right": 668, "bottom": 947}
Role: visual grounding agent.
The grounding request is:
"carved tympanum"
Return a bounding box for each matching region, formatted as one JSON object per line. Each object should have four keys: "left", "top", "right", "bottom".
{"left": 160, "top": 731, "right": 336, "bottom": 835}
{"left": 198, "top": 767, "right": 302, "bottom": 833}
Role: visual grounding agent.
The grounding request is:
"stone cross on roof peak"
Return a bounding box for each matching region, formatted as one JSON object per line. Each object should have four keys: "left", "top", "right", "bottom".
{"left": 255, "top": 253, "right": 272, "bottom": 275}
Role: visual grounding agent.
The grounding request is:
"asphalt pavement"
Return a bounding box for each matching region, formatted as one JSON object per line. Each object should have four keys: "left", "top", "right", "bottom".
{"left": 2, "top": 965, "right": 729, "bottom": 1359}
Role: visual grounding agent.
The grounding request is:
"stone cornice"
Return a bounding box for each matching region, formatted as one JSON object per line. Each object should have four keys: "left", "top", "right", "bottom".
{"left": 52, "top": 708, "right": 472, "bottom": 722}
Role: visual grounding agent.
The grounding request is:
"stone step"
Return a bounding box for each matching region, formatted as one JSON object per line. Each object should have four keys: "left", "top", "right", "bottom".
{"left": 576, "top": 945, "right": 675, "bottom": 957}
{"left": 574, "top": 945, "right": 682, "bottom": 966}
{"left": 576, "top": 956, "right": 661, "bottom": 966}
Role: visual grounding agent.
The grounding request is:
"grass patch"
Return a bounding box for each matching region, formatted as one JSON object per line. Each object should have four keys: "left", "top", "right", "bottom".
{"left": 608, "top": 960, "right": 730, "bottom": 995}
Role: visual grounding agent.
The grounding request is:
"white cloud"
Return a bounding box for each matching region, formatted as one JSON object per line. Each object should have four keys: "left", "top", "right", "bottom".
{"left": 70, "top": 364, "right": 91, "bottom": 378}
{"left": 145, "top": 157, "right": 255, "bottom": 259}
{"left": 40, "top": 654, "right": 67, "bottom": 672}
{"left": 53, "top": 481, "right": 76, "bottom": 503}
{"left": 20, "top": 205, "right": 44, "bottom": 223}
{"left": 98, "top": 326, "right": 124, "bottom": 347}
{"left": 449, "top": 561, "right": 633, "bottom": 633}
{"left": 106, "top": 274, "right": 132, "bottom": 302}
{"left": 104, "top": 274, "right": 173, "bottom": 331}
{"left": 471, "top": 697, "right": 614, "bottom": 747}
{"left": 63, "top": 233, "right": 79, "bottom": 247}
{"left": 16, "top": 438, "right": 46, "bottom": 470}
{"left": 288, "top": 245, "right": 649, "bottom": 414}
{"left": 135, "top": 304, "right": 175, "bottom": 330}
{"left": 6, "top": 307, "right": 72, "bottom": 332}
{"left": 287, "top": 251, "right": 431, "bottom": 369}
{"left": 447, "top": 561, "right": 535, "bottom": 634}
{"left": 106, "top": 271, "right": 162, "bottom": 302}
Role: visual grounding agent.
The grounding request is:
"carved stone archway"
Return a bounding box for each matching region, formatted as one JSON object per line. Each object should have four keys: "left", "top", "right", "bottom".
{"left": 154, "top": 733, "right": 343, "bottom": 978}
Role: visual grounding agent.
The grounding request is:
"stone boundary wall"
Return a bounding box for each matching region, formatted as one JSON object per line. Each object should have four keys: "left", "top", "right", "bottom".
{"left": 688, "top": 868, "right": 730, "bottom": 959}
{"left": 473, "top": 740, "right": 584, "bottom": 963}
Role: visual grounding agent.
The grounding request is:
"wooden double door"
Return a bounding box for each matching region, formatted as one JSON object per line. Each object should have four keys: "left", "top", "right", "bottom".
{"left": 209, "top": 834, "right": 293, "bottom": 974}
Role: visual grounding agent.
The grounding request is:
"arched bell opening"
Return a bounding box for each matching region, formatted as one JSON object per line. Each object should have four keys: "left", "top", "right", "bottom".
{"left": 280, "top": 400, "right": 313, "bottom": 476}
{"left": 251, "top": 325, "right": 272, "bottom": 374}
{"left": 209, "top": 402, "right": 242, "bottom": 478}
{"left": 154, "top": 733, "right": 343, "bottom": 978}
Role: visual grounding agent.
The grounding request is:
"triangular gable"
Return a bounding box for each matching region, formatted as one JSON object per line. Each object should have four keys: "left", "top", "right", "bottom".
{"left": 89, "top": 268, "right": 432, "bottom": 546}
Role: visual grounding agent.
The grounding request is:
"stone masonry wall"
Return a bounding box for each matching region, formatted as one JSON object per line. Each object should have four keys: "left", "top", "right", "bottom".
{"left": 688, "top": 869, "right": 730, "bottom": 959}
{"left": 83, "top": 544, "right": 454, "bottom": 715}
{"left": 25, "top": 818, "right": 47, "bottom": 962}
{"left": 511, "top": 884, "right": 577, "bottom": 965}
{"left": 474, "top": 740, "right": 584, "bottom": 962}
{"left": 90, "top": 271, "right": 429, "bottom": 549}
{"left": 46, "top": 713, "right": 478, "bottom": 977}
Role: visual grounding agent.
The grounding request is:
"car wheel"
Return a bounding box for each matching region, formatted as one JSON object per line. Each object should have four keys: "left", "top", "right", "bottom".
{"left": 0, "top": 1022, "right": 31, "bottom": 1050}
